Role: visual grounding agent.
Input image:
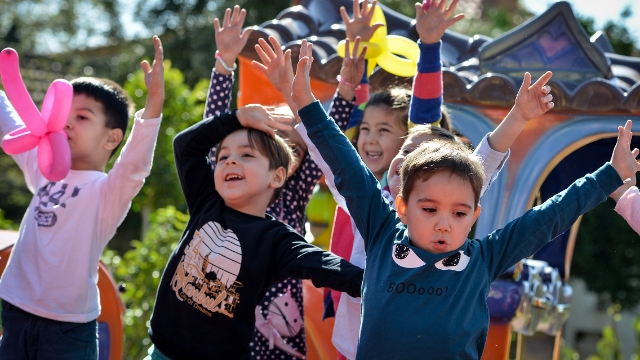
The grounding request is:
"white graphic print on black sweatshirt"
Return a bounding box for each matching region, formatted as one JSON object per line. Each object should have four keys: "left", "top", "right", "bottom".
{"left": 171, "top": 221, "right": 243, "bottom": 318}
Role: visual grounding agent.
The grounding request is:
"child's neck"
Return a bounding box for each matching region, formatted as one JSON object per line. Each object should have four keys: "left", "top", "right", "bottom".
{"left": 224, "top": 200, "right": 268, "bottom": 218}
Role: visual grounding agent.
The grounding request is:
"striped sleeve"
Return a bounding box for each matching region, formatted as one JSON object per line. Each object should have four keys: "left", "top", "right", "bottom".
{"left": 408, "top": 41, "right": 443, "bottom": 126}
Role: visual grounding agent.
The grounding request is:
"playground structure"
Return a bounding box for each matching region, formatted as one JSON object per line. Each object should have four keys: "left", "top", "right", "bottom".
{"left": 234, "top": 1, "right": 640, "bottom": 359}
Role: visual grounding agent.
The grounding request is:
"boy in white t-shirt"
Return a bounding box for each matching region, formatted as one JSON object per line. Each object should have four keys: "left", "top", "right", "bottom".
{"left": 0, "top": 36, "right": 164, "bottom": 359}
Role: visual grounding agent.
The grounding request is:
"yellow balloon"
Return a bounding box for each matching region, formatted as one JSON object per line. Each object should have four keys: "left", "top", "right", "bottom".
{"left": 336, "top": 3, "right": 419, "bottom": 78}
{"left": 376, "top": 35, "right": 420, "bottom": 78}
{"left": 336, "top": 40, "right": 382, "bottom": 59}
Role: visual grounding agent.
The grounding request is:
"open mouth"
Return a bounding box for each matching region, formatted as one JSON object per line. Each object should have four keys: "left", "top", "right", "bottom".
{"left": 225, "top": 174, "right": 244, "bottom": 181}
{"left": 366, "top": 151, "right": 382, "bottom": 159}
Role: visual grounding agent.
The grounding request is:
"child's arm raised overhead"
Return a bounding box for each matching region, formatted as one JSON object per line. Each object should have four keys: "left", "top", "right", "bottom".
{"left": 409, "top": 0, "right": 464, "bottom": 125}
{"left": 286, "top": 41, "right": 397, "bottom": 250}
{"left": 484, "top": 120, "right": 640, "bottom": 280}
{"left": 140, "top": 36, "right": 165, "bottom": 120}
{"left": 204, "top": 6, "right": 252, "bottom": 118}
{"left": 486, "top": 71, "right": 554, "bottom": 153}
{"left": 173, "top": 105, "right": 291, "bottom": 214}
{"left": 102, "top": 36, "right": 164, "bottom": 241}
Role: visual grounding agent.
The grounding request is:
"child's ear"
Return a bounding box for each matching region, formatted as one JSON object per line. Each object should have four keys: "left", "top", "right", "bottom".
{"left": 395, "top": 195, "right": 408, "bottom": 224}
{"left": 472, "top": 204, "right": 482, "bottom": 224}
{"left": 269, "top": 166, "right": 287, "bottom": 189}
{"left": 104, "top": 128, "right": 124, "bottom": 151}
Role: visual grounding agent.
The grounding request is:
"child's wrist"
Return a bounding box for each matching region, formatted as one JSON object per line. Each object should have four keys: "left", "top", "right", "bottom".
{"left": 215, "top": 51, "right": 237, "bottom": 74}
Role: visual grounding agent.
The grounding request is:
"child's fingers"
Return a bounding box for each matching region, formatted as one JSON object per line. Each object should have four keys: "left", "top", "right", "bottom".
{"left": 153, "top": 36, "right": 164, "bottom": 63}
{"left": 359, "top": 45, "right": 368, "bottom": 61}
{"left": 141, "top": 60, "right": 151, "bottom": 74}
{"left": 546, "top": 101, "right": 554, "bottom": 110}
{"left": 268, "top": 36, "right": 284, "bottom": 57}
{"left": 415, "top": 3, "right": 424, "bottom": 18}
{"left": 532, "top": 71, "right": 553, "bottom": 91}
{"left": 284, "top": 49, "right": 292, "bottom": 67}
{"left": 230, "top": 5, "right": 240, "bottom": 24}
{"left": 445, "top": 13, "right": 465, "bottom": 27}
{"left": 223, "top": 8, "right": 231, "bottom": 27}
{"left": 542, "top": 94, "right": 553, "bottom": 103}
{"left": 251, "top": 60, "right": 269, "bottom": 74}
{"left": 238, "top": 8, "right": 247, "bottom": 27}
{"left": 255, "top": 43, "right": 272, "bottom": 65}
{"left": 240, "top": 27, "right": 253, "bottom": 40}
{"left": 340, "top": 7, "right": 351, "bottom": 24}
{"left": 445, "top": 0, "right": 460, "bottom": 16}
{"left": 353, "top": 0, "right": 360, "bottom": 18}
{"left": 345, "top": 38, "right": 351, "bottom": 59}
{"left": 213, "top": 18, "right": 221, "bottom": 33}
{"left": 519, "top": 72, "right": 531, "bottom": 94}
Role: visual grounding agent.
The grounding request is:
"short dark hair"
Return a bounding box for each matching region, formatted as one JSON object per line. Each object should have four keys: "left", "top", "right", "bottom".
{"left": 71, "top": 77, "right": 134, "bottom": 158}
{"left": 216, "top": 128, "right": 295, "bottom": 205}
{"left": 365, "top": 87, "right": 411, "bottom": 131}
{"left": 400, "top": 139, "right": 485, "bottom": 207}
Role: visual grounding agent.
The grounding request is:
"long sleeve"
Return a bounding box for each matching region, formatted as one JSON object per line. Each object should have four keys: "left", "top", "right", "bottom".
{"left": 204, "top": 69, "right": 233, "bottom": 118}
{"left": 615, "top": 186, "right": 640, "bottom": 235}
{"left": 296, "top": 92, "right": 356, "bottom": 215}
{"left": 100, "top": 110, "right": 161, "bottom": 245}
{"left": 173, "top": 111, "right": 243, "bottom": 215}
{"left": 473, "top": 133, "right": 509, "bottom": 197}
{"left": 409, "top": 41, "right": 443, "bottom": 126}
{"left": 274, "top": 227, "right": 363, "bottom": 298}
{"left": 483, "top": 163, "right": 622, "bottom": 281}
{"left": 298, "top": 101, "right": 397, "bottom": 253}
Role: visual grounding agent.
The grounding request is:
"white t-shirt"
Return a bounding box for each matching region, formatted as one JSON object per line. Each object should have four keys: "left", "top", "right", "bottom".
{"left": 0, "top": 91, "right": 161, "bottom": 323}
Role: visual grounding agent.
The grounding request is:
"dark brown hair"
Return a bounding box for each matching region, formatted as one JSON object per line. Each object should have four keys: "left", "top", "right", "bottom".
{"left": 400, "top": 139, "right": 485, "bottom": 207}
{"left": 71, "top": 77, "right": 134, "bottom": 158}
{"left": 216, "top": 128, "right": 295, "bottom": 205}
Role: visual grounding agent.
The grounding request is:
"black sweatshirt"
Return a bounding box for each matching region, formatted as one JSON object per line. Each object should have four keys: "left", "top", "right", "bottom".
{"left": 148, "top": 110, "right": 363, "bottom": 360}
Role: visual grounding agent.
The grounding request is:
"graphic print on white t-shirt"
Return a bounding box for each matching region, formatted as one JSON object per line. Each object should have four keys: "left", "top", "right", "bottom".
{"left": 34, "top": 182, "right": 82, "bottom": 227}
{"left": 171, "top": 221, "right": 244, "bottom": 318}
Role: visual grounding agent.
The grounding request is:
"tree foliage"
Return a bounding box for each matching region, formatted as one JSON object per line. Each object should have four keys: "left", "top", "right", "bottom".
{"left": 102, "top": 206, "right": 187, "bottom": 359}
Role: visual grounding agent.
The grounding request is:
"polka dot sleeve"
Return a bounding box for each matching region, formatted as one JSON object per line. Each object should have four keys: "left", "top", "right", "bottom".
{"left": 204, "top": 69, "right": 233, "bottom": 119}
{"left": 205, "top": 69, "right": 234, "bottom": 168}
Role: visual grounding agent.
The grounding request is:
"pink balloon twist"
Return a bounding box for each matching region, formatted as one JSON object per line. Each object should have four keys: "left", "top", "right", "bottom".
{"left": 1, "top": 48, "right": 72, "bottom": 182}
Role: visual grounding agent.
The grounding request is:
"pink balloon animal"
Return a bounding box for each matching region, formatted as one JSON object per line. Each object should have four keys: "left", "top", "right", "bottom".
{"left": 0, "top": 48, "right": 72, "bottom": 182}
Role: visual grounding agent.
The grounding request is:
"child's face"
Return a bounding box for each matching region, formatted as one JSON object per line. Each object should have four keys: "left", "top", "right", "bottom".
{"left": 396, "top": 171, "right": 481, "bottom": 254}
{"left": 357, "top": 106, "right": 406, "bottom": 181}
{"left": 387, "top": 133, "right": 440, "bottom": 199}
{"left": 64, "top": 94, "right": 120, "bottom": 171}
{"left": 214, "top": 129, "right": 285, "bottom": 215}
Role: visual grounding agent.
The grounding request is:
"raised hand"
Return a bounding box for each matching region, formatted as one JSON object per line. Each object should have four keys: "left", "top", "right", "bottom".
{"left": 252, "top": 36, "right": 294, "bottom": 96}
{"left": 340, "top": 0, "right": 385, "bottom": 42}
{"left": 214, "top": 6, "right": 253, "bottom": 74}
{"left": 611, "top": 120, "right": 640, "bottom": 185}
{"left": 141, "top": 35, "right": 164, "bottom": 119}
{"left": 291, "top": 40, "right": 316, "bottom": 110}
{"left": 338, "top": 36, "right": 368, "bottom": 100}
{"left": 415, "top": 0, "right": 465, "bottom": 44}
{"left": 237, "top": 105, "right": 293, "bottom": 138}
{"left": 512, "top": 71, "right": 554, "bottom": 122}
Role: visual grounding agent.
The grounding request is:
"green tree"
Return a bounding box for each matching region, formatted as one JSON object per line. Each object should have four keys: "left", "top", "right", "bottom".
{"left": 102, "top": 206, "right": 188, "bottom": 359}
{"left": 122, "top": 59, "right": 208, "bottom": 238}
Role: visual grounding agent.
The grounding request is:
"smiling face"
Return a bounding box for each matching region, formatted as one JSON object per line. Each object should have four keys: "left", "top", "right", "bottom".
{"left": 396, "top": 171, "right": 481, "bottom": 254}
{"left": 356, "top": 105, "right": 406, "bottom": 181}
{"left": 64, "top": 93, "right": 122, "bottom": 171}
{"left": 214, "top": 129, "right": 286, "bottom": 216}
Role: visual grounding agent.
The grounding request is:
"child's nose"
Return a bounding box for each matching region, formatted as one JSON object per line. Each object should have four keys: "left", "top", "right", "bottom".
{"left": 435, "top": 216, "right": 451, "bottom": 232}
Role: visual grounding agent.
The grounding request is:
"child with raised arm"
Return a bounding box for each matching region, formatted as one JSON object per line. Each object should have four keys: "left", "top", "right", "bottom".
{"left": 0, "top": 36, "right": 164, "bottom": 359}
{"left": 145, "top": 103, "right": 363, "bottom": 359}
{"left": 285, "top": 39, "right": 639, "bottom": 359}
{"left": 205, "top": 6, "right": 356, "bottom": 358}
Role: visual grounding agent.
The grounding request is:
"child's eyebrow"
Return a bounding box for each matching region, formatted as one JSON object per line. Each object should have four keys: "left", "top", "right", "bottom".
{"left": 218, "top": 144, "right": 252, "bottom": 151}
{"left": 76, "top": 107, "right": 96, "bottom": 114}
{"left": 416, "top": 198, "right": 473, "bottom": 210}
